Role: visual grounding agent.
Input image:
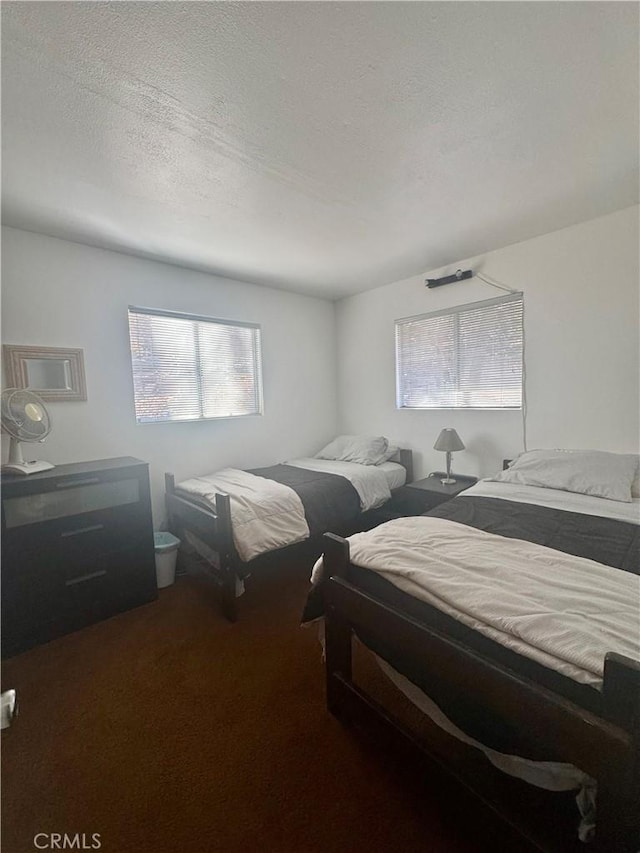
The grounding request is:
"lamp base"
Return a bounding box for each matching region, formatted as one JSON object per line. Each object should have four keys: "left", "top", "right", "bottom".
{"left": 440, "top": 477, "right": 457, "bottom": 485}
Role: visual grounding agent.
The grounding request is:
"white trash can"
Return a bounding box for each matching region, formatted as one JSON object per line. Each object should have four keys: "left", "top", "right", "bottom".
{"left": 154, "top": 531, "right": 180, "bottom": 589}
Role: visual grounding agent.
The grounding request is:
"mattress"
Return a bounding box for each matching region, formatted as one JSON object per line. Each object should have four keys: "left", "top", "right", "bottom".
{"left": 305, "top": 483, "right": 640, "bottom": 739}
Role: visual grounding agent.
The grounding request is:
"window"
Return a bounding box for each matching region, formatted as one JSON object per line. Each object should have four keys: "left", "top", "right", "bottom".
{"left": 128, "top": 306, "right": 263, "bottom": 423}
{"left": 395, "top": 293, "right": 523, "bottom": 409}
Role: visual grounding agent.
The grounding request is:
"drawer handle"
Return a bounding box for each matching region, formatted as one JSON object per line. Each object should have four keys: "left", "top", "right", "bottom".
{"left": 65, "top": 570, "right": 108, "bottom": 587}
{"left": 56, "top": 478, "right": 101, "bottom": 489}
{"left": 61, "top": 524, "right": 105, "bottom": 538}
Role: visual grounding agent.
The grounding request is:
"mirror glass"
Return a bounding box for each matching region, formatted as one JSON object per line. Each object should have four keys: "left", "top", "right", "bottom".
{"left": 24, "top": 358, "right": 73, "bottom": 391}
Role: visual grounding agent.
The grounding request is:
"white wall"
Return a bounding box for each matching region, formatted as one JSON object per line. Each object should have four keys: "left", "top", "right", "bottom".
{"left": 3, "top": 206, "right": 638, "bottom": 512}
{"left": 1, "top": 228, "right": 338, "bottom": 524}
{"left": 336, "top": 206, "right": 640, "bottom": 480}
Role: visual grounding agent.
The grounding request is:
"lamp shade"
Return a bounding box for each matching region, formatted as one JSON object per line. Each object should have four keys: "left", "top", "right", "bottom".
{"left": 433, "top": 428, "right": 465, "bottom": 453}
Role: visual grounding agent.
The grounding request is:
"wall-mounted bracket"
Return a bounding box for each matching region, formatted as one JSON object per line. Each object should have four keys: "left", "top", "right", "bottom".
{"left": 426, "top": 269, "right": 473, "bottom": 289}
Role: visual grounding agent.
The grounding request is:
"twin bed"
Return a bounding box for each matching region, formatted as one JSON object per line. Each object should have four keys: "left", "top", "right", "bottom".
{"left": 307, "top": 450, "right": 639, "bottom": 852}
{"left": 165, "top": 436, "right": 413, "bottom": 620}
{"left": 166, "top": 441, "right": 639, "bottom": 850}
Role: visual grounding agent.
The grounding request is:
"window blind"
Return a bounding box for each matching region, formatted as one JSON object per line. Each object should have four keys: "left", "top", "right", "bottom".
{"left": 128, "top": 307, "right": 263, "bottom": 423}
{"left": 396, "top": 293, "right": 523, "bottom": 409}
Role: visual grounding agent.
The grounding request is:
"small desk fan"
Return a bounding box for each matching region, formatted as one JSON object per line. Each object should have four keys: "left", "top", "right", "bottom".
{"left": 1, "top": 388, "right": 55, "bottom": 475}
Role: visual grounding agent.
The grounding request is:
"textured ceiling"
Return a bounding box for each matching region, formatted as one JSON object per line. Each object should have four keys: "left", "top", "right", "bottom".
{"left": 2, "top": 2, "right": 638, "bottom": 299}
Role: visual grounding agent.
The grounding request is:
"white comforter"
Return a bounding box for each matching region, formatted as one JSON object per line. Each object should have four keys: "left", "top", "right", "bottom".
{"left": 311, "top": 515, "right": 640, "bottom": 687}
{"left": 177, "top": 459, "right": 394, "bottom": 563}
{"left": 177, "top": 468, "right": 309, "bottom": 562}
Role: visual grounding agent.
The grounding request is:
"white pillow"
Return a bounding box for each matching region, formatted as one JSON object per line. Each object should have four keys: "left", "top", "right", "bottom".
{"left": 315, "top": 435, "right": 389, "bottom": 466}
{"left": 380, "top": 444, "right": 400, "bottom": 463}
{"left": 491, "top": 449, "right": 638, "bottom": 503}
{"left": 315, "top": 435, "right": 351, "bottom": 460}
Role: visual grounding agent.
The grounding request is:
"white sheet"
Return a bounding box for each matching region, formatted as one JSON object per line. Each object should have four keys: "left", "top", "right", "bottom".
{"left": 374, "top": 654, "right": 589, "bottom": 791}
{"left": 286, "top": 457, "right": 393, "bottom": 511}
{"left": 463, "top": 479, "right": 640, "bottom": 525}
{"left": 373, "top": 653, "right": 597, "bottom": 841}
{"left": 377, "top": 460, "right": 407, "bottom": 490}
{"left": 177, "top": 468, "right": 309, "bottom": 562}
{"left": 311, "top": 516, "right": 640, "bottom": 687}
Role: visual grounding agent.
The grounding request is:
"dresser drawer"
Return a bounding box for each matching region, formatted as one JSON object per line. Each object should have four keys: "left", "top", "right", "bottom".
{"left": 3, "top": 476, "right": 141, "bottom": 530}
{"left": 2, "top": 544, "right": 156, "bottom": 656}
{"left": 62, "top": 544, "right": 157, "bottom": 628}
{"left": 4, "top": 501, "right": 151, "bottom": 557}
{"left": 3, "top": 520, "right": 153, "bottom": 602}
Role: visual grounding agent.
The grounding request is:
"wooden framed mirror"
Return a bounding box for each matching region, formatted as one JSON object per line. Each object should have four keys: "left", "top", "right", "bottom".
{"left": 3, "top": 345, "right": 87, "bottom": 401}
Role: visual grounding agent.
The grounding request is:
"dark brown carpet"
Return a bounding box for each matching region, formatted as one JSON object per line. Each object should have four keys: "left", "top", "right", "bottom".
{"left": 3, "top": 558, "right": 525, "bottom": 853}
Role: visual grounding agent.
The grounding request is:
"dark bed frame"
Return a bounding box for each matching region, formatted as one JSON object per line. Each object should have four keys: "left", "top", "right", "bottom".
{"left": 164, "top": 449, "right": 414, "bottom": 622}
{"left": 320, "top": 530, "right": 640, "bottom": 852}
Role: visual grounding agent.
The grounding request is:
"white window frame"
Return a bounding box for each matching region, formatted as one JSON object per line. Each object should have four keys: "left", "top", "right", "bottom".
{"left": 395, "top": 293, "right": 523, "bottom": 410}
{"left": 128, "top": 305, "right": 263, "bottom": 424}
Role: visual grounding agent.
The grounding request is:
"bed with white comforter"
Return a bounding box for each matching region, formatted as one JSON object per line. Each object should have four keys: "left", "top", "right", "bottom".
{"left": 311, "top": 510, "right": 639, "bottom": 688}
{"left": 175, "top": 450, "right": 406, "bottom": 562}
{"left": 306, "top": 451, "right": 640, "bottom": 840}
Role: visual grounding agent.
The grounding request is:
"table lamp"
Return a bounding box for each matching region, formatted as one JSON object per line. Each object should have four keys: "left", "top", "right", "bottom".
{"left": 433, "top": 428, "right": 465, "bottom": 485}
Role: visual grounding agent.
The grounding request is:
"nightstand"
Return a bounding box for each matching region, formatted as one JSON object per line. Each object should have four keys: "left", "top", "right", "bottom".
{"left": 377, "top": 472, "right": 478, "bottom": 521}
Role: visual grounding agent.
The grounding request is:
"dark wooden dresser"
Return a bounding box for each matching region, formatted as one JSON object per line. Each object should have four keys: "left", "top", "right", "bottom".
{"left": 2, "top": 457, "right": 157, "bottom": 657}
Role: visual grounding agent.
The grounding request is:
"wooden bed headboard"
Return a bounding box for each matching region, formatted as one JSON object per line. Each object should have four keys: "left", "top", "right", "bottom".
{"left": 399, "top": 448, "right": 414, "bottom": 484}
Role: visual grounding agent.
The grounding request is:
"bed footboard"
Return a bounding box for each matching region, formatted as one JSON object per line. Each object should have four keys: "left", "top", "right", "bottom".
{"left": 165, "top": 473, "right": 238, "bottom": 621}
{"left": 321, "top": 532, "right": 640, "bottom": 853}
